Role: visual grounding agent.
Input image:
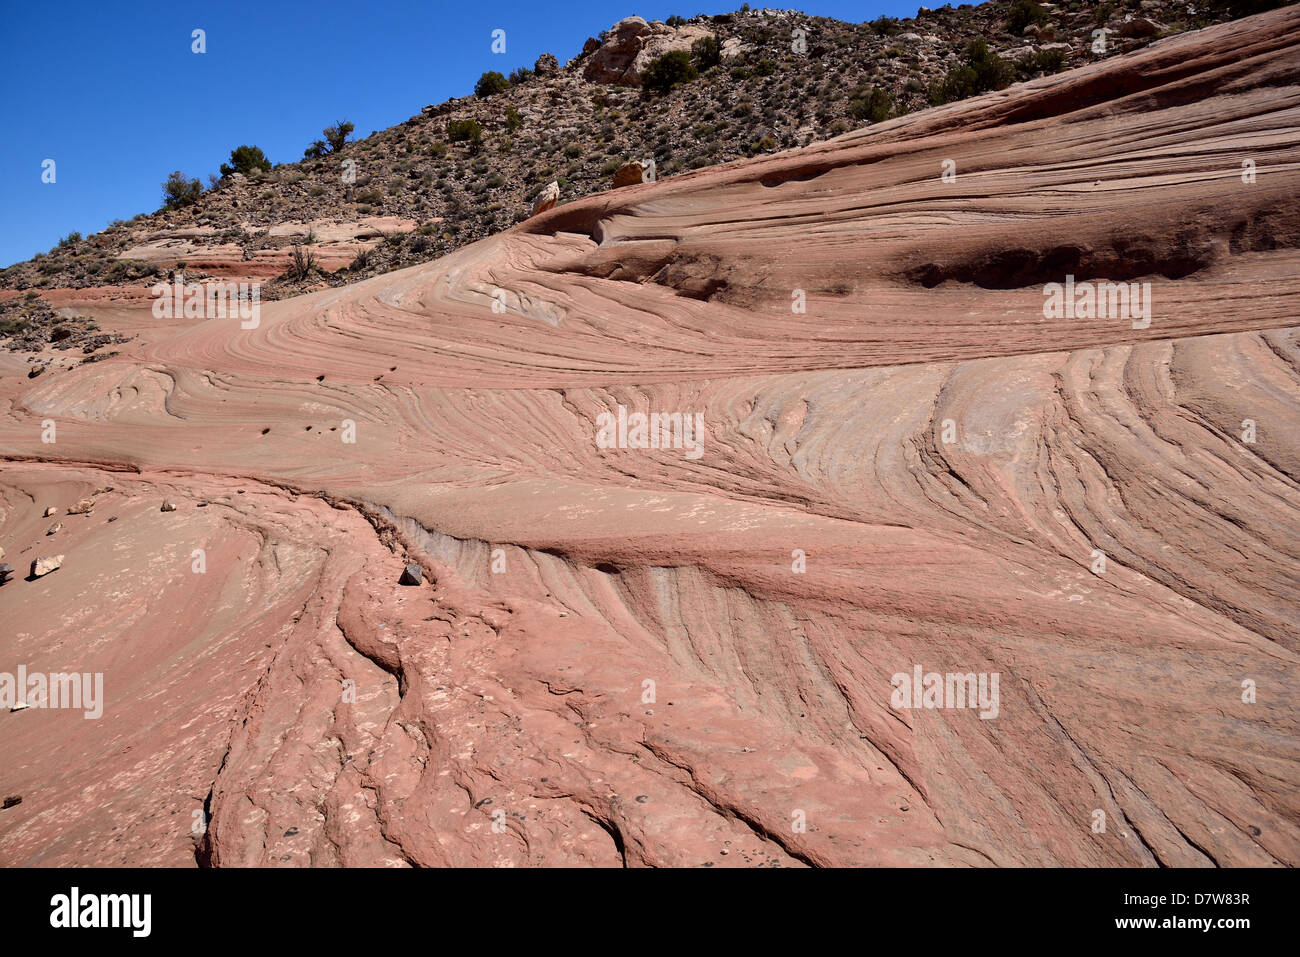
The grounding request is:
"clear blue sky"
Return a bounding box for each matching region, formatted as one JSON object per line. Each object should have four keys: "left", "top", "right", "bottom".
{"left": 0, "top": 0, "right": 926, "bottom": 268}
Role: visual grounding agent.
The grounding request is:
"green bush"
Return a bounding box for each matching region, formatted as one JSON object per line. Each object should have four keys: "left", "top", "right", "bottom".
{"left": 1008, "top": 0, "right": 1047, "bottom": 33}
{"left": 666, "top": 15, "right": 686, "bottom": 26}
{"left": 161, "top": 171, "right": 202, "bottom": 209}
{"left": 219, "top": 144, "right": 272, "bottom": 178}
{"left": 641, "top": 50, "right": 697, "bottom": 94}
{"left": 692, "top": 35, "right": 720, "bottom": 70}
{"left": 508, "top": 67, "right": 532, "bottom": 84}
{"left": 474, "top": 71, "right": 510, "bottom": 97}
{"left": 504, "top": 105, "right": 522, "bottom": 132}
{"left": 446, "top": 118, "right": 483, "bottom": 143}
{"left": 324, "top": 120, "right": 354, "bottom": 153}
{"left": 848, "top": 86, "right": 893, "bottom": 123}
{"left": 753, "top": 59, "right": 777, "bottom": 77}
{"left": 928, "top": 39, "right": 1013, "bottom": 105}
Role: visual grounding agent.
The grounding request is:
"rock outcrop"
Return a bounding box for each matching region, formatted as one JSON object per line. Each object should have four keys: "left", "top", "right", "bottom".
{"left": 1, "top": 7, "right": 1297, "bottom": 869}
{"left": 582, "top": 16, "right": 713, "bottom": 86}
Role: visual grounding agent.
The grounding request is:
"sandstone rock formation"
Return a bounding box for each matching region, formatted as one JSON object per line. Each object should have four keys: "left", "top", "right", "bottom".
{"left": 582, "top": 16, "right": 712, "bottom": 86}
{"left": 0, "top": 7, "right": 1297, "bottom": 868}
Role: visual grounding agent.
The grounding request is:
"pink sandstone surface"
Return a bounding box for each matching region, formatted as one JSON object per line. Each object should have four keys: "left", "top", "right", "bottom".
{"left": 1, "top": 8, "right": 1298, "bottom": 867}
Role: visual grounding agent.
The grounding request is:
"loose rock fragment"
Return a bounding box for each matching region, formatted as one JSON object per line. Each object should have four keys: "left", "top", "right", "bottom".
{"left": 160, "top": 501, "right": 177, "bottom": 512}
{"left": 613, "top": 160, "right": 652, "bottom": 188}
{"left": 30, "top": 555, "right": 64, "bottom": 578}
{"left": 399, "top": 562, "right": 423, "bottom": 586}
{"left": 531, "top": 181, "right": 560, "bottom": 217}
{"left": 1, "top": 796, "right": 21, "bottom": 810}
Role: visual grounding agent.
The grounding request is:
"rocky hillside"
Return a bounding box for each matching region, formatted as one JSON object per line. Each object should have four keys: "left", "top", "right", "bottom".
{"left": 0, "top": 0, "right": 1278, "bottom": 305}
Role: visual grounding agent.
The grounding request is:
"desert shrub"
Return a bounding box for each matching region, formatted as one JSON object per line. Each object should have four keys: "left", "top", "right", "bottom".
{"left": 848, "top": 86, "right": 893, "bottom": 123}
{"left": 161, "top": 171, "right": 202, "bottom": 209}
{"left": 504, "top": 105, "right": 522, "bottom": 132}
{"left": 429, "top": 141, "right": 449, "bottom": 157}
{"left": 447, "top": 118, "right": 483, "bottom": 143}
{"left": 692, "top": 35, "right": 720, "bottom": 70}
{"left": 753, "top": 58, "right": 777, "bottom": 77}
{"left": 323, "top": 120, "right": 354, "bottom": 153}
{"left": 355, "top": 188, "right": 382, "bottom": 204}
{"left": 285, "top": 245, "right": 316, "bottom": 280}
{"left": 928, "top": 39, "right": 1013, "bottom": 104}
{"left": 870, "top": 15, "right": 900, "bottom": 35}
{"left": 1034, "top": 48, "right": 1067, "bottom": 73}
{"left": 474, "top": 71, "right": 510, "bottom": 97}
{"left": 641, "top": 50, "right": 697, "bottom": 93}
{"left": 1008, "top": 0, "right": 1047, "bottom": 32}
{"left": 219, "top": 144, "right": 272, "bottom": 178}
{"left": 508, "top": 67, "right": 532, "bottom": 84}
{"left": 666, "top": 15, "right": 686, "bottom": 26}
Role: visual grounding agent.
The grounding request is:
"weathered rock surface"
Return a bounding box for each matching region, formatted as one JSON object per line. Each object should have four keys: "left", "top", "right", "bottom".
{"left": 530, "top": 180, "right": 560, "bottom": 216}
{"left": 29, "top": 555, "right": 64, "bottom": 578}
{"left": 582, "top": 16, "right": 712, "bottom": 86}
{"left": 612, "top": 159, "right": 653, "bottom": 188}
{"left": 0, "top": 8, "right": 1298, "bottom": 868}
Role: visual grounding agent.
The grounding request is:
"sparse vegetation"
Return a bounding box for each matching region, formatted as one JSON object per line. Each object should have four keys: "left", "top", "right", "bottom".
{"left": 220, "top": 145, "right": 272, "bottom": 178}
{"left": 285, "top": 244, "right": 317, "bottom": 281}
{"left": 161, "top": 171, "right": 202, "bottom": 209}
{"left": 928, "top": 39, "right": 1014, "bottom": 105}
{"left": 848, "top": 86, "right": 894, "bottom": 123}
{"left": 447, "top": 118, "right": 483, "bottom": 143}
{"left": 475, "top": 71, "right": 510, "bottom": 97}
{"left": 1008, "top": 0, "right": 1048, "bottom": 33}
{"left": 324, "top": 120, "right": 354, "bottom": 153}
{"left": 692, "top": 35, "right": 720, "bottom": 70}
{"left": 642, "top": 50, "right": 697, "bottom": 94}
{"left": 2, "top": 2, "right": 1249, "bottom": 296}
